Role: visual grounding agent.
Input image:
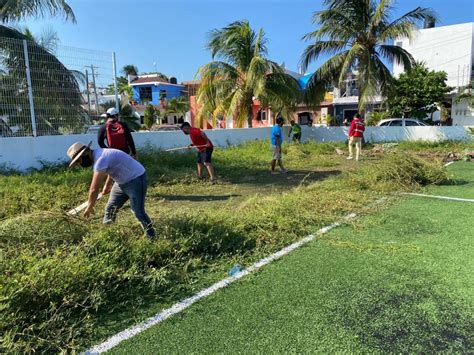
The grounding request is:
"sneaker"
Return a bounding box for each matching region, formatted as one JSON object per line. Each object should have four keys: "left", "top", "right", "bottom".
{"left": 346, "top": 156, "right": 354, "bottom": 160}
{"left": 210, "top": 179, "right": 217, "bottom": 185}
{"left": 280, "top": 169, "right": 289, "bottom": 174}
{"left": 271, "top": 171, "right": 279, "bottom": 175}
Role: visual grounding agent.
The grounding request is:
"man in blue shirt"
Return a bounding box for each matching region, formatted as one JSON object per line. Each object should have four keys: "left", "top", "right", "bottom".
{"left": 270, "top": 117, "right": 288, "bottom": 174}
{"left": 66, "top": 141, "right": 156, "bottom": 238}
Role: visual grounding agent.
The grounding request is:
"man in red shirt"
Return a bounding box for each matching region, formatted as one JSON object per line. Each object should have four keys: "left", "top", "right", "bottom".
{"left": 347, "top": 113, "right": 365, "bottom": 161}
{"left": 180, "top": 122, "right": 216, "bottom": 183}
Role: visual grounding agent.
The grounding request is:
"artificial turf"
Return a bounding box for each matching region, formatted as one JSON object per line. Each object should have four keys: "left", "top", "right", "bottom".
{"left": 110, "top": 163, "right": 474, "bottom": 353}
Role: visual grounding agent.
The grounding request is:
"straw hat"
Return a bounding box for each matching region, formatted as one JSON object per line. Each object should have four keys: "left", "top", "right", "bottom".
{"left": 67, "top": 141, "right": 92, "bottom": 168}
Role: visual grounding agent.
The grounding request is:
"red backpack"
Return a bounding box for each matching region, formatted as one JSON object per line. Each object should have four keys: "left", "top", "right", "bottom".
{"left": 105, "top": 121, "right": 127, "bottom": 150}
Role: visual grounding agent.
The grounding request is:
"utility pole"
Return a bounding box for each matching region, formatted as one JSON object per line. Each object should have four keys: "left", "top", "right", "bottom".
{"left": 90, "top": 65, "right": 100, "bottom": 115}
{"left": 112, "top": 52, "right": 119, "bottom": 113}
{"left": 85, "top": 69, "right": 91, "bottom": 114}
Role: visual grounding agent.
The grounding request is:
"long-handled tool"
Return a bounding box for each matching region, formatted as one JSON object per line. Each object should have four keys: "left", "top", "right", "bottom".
{"left": 67, "top": 193, "right": 103, "bottom": 216}
{"left": 165, "top": 145, "right": 208, "bottom": 152}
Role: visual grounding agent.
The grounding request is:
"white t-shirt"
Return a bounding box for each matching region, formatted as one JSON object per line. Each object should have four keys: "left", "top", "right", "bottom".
{"left": 92, "top": 148, "right": 145, "bottom": 185}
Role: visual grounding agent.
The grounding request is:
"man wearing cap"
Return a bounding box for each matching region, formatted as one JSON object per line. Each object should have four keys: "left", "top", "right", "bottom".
{"left": 180, "top": 122, "right": 216, "bottom": 183}
{"left": 97, "top": 107, "right": 137, "bottom": 159}
{"left": 67, "top": 142, "right": 156, "bottom": 238}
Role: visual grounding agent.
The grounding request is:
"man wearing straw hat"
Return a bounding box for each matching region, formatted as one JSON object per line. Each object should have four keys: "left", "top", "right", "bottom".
{"left": 66, "top": 142, "right": 156, "bottom": 238}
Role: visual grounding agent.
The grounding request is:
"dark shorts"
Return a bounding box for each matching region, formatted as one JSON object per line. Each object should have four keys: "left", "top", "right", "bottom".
{"left": 293, "top": 133, "right": 301, "bottom": 141}
{"left": 197, "top": 147, "right": 213, "bottom": 164}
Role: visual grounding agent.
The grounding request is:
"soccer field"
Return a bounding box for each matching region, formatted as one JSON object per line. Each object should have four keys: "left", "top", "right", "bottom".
{"left": 109, "top": 162, "right": 474, "bottom": 353}
{"left": 2, "top": 142, "right": 473, "bottom": 353}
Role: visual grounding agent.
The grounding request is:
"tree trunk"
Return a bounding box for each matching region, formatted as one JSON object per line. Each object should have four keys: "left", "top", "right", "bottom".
{"left": 247, "top": 104, "right": 253, "bottom": 128}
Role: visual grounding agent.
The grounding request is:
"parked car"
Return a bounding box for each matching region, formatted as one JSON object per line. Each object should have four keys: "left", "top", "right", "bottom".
{"left": 150, "top": 124, "right": 181, "bottom": 131}
{"left": 377, "top": 118, "right": 428, "bottom": 127}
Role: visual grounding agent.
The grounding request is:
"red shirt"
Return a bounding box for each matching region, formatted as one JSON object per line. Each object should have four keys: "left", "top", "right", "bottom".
{"left": 190, "top": 127, "right": 213, "bottom": 152}
{"left": 349, "top": 118, "right": 365, "bottom": 138}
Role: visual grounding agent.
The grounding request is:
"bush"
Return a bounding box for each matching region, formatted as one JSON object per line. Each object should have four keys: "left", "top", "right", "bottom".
{"left": 144, "top": 104, "right": 156, "bottom": 130}
{"left": 366, "top": 111, "right": 390, "bottom": 126}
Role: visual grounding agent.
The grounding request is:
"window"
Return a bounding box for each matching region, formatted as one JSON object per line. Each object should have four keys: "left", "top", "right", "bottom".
{"left": 256, "top": 110, "right": 267, "bottom": 121}
{"left": 389, "top": 120, "right": 403, "bottom": 126}
{"left": 139, "top": 87, "right": 152, "bottom": 102}
{"left": 405, "top": 120, "right": 419, "bottom": 126}
{"left": 159, "top": 90, "right": 167, "bottom": 100}
{"left": 379, "top": 121, "right": 391, "bottom": 126}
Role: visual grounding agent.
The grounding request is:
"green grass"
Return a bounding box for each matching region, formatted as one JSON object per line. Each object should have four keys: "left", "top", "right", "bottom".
{"left": 111, "top": 163, "right": 474, "bottom": 354}
{"left": 0, "top": 141, "right": 466, "bottom": 352}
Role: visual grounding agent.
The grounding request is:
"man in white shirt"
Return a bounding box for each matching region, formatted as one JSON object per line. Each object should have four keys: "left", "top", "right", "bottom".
{"left": 67, "top": 142, "right": 156, "bottom": 238}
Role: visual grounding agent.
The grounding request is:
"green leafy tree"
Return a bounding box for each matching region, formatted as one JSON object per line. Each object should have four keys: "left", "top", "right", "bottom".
{"left": 388, "top": 62, "right": 452, "bottom": 119}
{"left": 144, "top": 104, "right": 156, "bottom": 129}
{"left": 196, "top": 20, "right": 301, "bottom": 127}
{"left": 301, "top": 0, "right": 435, "bottom": 110}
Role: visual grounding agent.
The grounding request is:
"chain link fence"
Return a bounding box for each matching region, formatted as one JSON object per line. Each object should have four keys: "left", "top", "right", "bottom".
{"left": 0, "top": 37, "right": 118, "bottom": 137}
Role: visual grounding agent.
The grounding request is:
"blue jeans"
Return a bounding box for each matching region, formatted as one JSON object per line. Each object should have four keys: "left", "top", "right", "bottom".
{"left": 103, "top": 173, "right": 156, "bottom": 238}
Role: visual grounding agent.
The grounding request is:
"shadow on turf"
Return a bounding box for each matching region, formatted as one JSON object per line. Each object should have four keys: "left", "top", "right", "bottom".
{"left": 222, "top": 169, "right": 342, "bottom": 187}
{"left": 158, "top": 194, "right": 241, "bottom": 202}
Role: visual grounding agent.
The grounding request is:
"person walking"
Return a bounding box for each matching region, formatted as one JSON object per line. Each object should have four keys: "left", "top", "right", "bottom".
{"left": 180, "top": 122, "right": 216, "bottom": 183}
{"left": 288, "top": 120, "right": 302, "bottom": 143}
{"left": 347, "top": 113, "right": 365, "bottom": 161}
{"left": 67, "top": 142, "right": 156, "bottom": 238}
{"left": 271, "top": 117, "right": 288, "bottom": 174}
{"left": 98, "top": 107, "right": 137, "bottom": 159}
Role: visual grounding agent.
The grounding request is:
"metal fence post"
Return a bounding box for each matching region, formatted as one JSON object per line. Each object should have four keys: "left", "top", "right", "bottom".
{"left": 112, "top": 52, "right": 119, "bottom": 112}
{"left": 91, "top": 65, "right": 99, "bottom": 115}
{"left": 23, "top": 40, "right": 37, "bottom": 137}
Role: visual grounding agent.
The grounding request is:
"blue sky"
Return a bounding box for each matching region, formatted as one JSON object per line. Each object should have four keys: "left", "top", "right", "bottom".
{"left": 23, "top": 0, "right": 474, "bottom": 81}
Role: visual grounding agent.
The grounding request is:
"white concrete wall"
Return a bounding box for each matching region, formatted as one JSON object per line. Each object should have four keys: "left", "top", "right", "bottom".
{"left": 0, "top": 126, "right": 471, "bottom": 171}
{"left": 393, "top": 23, "right": 474, "bottom": 88}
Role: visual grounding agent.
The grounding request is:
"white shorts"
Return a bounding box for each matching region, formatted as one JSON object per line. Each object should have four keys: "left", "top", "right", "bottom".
{"left": 271, "top": 145, "right": 282, "bottom": 160}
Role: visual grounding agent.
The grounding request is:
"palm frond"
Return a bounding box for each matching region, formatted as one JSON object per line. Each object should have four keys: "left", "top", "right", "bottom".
{"left": 1, "top": 0, "right": 76, "bottom": 23}
{"left": 300, "top": 40, "right": 347, "bottom": 72}
{"left": 378, "top": 44, "right": 414, "bottom": 71}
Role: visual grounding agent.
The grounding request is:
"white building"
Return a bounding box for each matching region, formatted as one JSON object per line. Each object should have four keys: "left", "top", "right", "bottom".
{"left": 393, "top": 22, "right": 474, "bottom": 125}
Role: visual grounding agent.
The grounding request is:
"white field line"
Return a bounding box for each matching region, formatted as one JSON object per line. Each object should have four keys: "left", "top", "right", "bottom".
{"left": 85, "top": 213, "right": 357, "bottom": 354}
{"left": 403, "top": 161, "right": 474, "bottom": 203}
{"left": 403, "top": 192, "right": 474, "bottom": 203}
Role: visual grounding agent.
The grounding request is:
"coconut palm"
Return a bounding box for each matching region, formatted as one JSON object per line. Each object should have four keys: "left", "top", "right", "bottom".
{"left": 0, "top": 26, "right": 85, "bottom": 135}
{"left": 196, "top": 20, "right": 301, "bottom": 127}
{"left": 0, "top": 1, "right": 84, "bottom": 135}
{"left": 166, "top": 97, "right": 189, "bottom": 116}
{"left": 0, "top": 0, "right": 75, "bottom": 23}
{"left": 122, "top": 64, "right": 139, "bottom": 77}
{"left": 301, "top": 0, "right": 436, "bottom": 109}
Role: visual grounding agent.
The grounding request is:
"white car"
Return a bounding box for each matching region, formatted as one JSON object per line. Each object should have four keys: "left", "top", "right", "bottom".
{"left": 377, "top": 118, "right": 428, "bottom": 127}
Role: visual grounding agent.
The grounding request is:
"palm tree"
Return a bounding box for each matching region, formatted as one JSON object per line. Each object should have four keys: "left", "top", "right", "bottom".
{"left": 164, "top": 97, "right": 189, "bottom": 123}
{"left": 0, "top": 1, "right": 84, "bottom": 135}
{"left": 301, "top": 0, "right": 436, "bottom": 110}
{"left": 0, "top": 0, "right": 75, "bottom": 23}
{"left": 122, "top": 64, "right": 139, "bottom": 77}
{"left": 196, "top": 20, "right": 301, "bottom": 128}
